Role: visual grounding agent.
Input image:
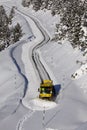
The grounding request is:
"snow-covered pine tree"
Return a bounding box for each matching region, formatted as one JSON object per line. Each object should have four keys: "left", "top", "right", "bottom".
{"left": 13, "top": 23, "right": 22, "bottom": 42}
{"left": 54, "top": 0, "right": 87, "bottom": 49}
{"left": 0, "top": 6, "right": 23, "bottom": 51}
{"left": 41, "top": 0, "right": 49, "bottom": 9}
{"left": 32, "top": 0, "right": 42, "bottom": 11}
{"left": 51, "top": 0, "right": 64, "bottom": 15}
{"left": 22, "top": 0, "right": 30, "bottom": 7}
{"left": 83, "top": 11, "right": 87, "bottom": 47}
{"left": 8, "top": 7, "right": 15, "bottom": 24}
{"left": 0, "top": 5, "right": 9, "bottom": 41}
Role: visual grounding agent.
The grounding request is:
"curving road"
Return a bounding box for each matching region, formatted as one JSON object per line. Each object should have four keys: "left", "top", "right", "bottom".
{"left": 16, "top": 9, "right": 51, "bottom": 82}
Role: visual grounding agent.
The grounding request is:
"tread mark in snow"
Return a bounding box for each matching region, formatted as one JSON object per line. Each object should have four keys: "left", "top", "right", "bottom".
{"left": 16, "top": 110, "right": 35, "bottom": 130}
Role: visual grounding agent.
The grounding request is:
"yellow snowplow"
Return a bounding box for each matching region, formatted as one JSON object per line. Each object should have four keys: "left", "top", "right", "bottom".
{"left": 38, "top": 80, "right": 54, "bottom": 100}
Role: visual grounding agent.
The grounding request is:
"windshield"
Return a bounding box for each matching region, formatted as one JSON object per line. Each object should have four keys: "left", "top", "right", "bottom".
{"left": 40, "top": 87, "right": 52, "bottom": 94}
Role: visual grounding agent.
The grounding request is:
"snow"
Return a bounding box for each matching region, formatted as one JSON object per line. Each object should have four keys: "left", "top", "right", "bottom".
{"left": 0, "top": 0, "right": 87, "bottom": 130}
{"left": 46, "top": 128, "right": 58, "bottom": 130}
{"left": 72, "top": 63, "right": 87, "bottom": 79}
{"left": 26, "top": 98, "right": 57, "bottom": 111}
{"left": 0, "top": 52, "right": 24, "bottom": 122}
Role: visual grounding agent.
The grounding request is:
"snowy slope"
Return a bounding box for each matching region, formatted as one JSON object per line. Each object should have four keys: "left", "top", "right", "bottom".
{"left": 0, "top": 0, "right": 87, "bottom": 130}
{"left": 0, "top": 3, "right": 33, "bottom": 126}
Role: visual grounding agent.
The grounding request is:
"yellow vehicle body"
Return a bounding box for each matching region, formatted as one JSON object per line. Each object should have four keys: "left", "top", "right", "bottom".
{"left": 39, "top": 93, "right": 52, "bottom": 98}
{"left": 38, "top": 80, "right": 54, "bottom": 99}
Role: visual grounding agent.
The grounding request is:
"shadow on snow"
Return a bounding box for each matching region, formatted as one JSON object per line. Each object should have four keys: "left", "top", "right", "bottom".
{"left": 53, "top": 84, "right": 61, "bottom": 100}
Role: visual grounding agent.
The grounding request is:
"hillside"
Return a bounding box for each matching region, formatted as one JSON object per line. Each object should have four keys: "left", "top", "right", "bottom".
{"left": 0, "top": 0, "right": 87, "bottom": 130}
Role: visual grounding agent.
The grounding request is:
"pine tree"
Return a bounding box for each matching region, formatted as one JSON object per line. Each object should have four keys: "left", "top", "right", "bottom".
{"left": 13, "top": 23, "right": 22, "bottom": 42}
{"left": 9, "top": 7, "right": 15, "bottom": 24}
{"left": 0, "top": 5, "right": 9, "bottom": 41}
{"left": 41, "top": 0, "right": 49, "bottom": 9}
{"left": 54, "top": 0, "right": 87, "bottom": 48}
{"left": 22, "top": 0, "right": 30, "bottom": 7}
{"left": 32, "top": 0, "right": 42, "bottom": 11}
{"left": 83, "top": 11, "right": 87, "bottom": 45}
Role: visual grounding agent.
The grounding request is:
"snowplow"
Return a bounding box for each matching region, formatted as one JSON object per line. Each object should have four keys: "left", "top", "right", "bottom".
{"left": 38, "top": 80, "right": 55, "bottom": 100}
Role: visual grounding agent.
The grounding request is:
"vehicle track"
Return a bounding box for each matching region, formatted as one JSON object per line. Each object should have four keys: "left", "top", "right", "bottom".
{"left": 16, "top": 9, "right": 51, "bottom": 82}
{"left": 16, "top": 110, "right": 35, "bottom": 130}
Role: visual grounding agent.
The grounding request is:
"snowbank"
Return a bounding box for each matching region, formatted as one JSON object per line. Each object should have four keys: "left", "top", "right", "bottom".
{"left": 27, "top": 98, "right": 57, "bottom": 111}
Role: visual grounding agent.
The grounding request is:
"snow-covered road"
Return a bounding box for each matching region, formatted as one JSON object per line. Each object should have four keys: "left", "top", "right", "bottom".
{"left": 17, "top": 9, "right": 51, "bottom": 80}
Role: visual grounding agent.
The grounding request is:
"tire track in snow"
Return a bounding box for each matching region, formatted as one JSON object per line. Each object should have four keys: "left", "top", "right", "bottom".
{"left": 16, "top": 110, "right": 35, "bottom": 130}
{"left": 16, "top": 9, "right": 51, "bottom": 81}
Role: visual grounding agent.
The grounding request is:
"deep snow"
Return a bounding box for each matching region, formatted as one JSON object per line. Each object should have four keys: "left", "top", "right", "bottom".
{"left": 0, "top": 0, "right": 87, "bottom": 130}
